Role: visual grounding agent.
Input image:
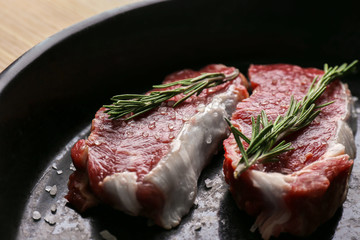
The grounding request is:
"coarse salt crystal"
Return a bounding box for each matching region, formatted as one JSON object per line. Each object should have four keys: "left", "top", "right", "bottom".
{"left": 99, "top": 230, "right": 117, "bottom": 240}
{"left": 193, "top": 199, "right": 199, "bottom": 209}
{"left": 205, "top": 178, "right": 214, "bottom": 189}
{"left": 44, "top": 215, "right": 56, "bottom": 225}
{"left": 50, "top": 185, "right": 57, "bottom": 196}
{"left": 52, "top": 163, "right": 57, "bottom": 170}
{"left": 32, "top": 211, "right": 41, "bottom": 221}
{"left": 194, "top": 222, "right": 202, "bottom": 231}
{"left": 205, "top": 135, "right": 212, "bottom": 144}
{"left": 70, "top": 163, "right": 76, "bottom": 171}
{"left": 51, "top": 204, "right": 57, "bottom": 214}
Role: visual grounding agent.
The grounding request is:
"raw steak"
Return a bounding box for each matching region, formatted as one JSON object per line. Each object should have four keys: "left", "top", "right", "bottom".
{"left": 223, "top": 64, "right": 356, "bottom": 239}
{"left": 66, "top": 64, "right": 249, "bottom": 229}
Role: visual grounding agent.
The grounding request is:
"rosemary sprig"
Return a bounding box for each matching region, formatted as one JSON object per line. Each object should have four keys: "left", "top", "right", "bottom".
{"left": 104, "top": 69, "right": 240, "bottom": 120}
{"left": 226, "top": 60, "right": 358, "bottom": 178}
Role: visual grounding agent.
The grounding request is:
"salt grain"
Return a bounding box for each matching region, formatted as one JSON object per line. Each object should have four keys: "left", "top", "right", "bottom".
{"left": 170, "top": 112, "right": 176, "bottom": 120}
{"left": 56, "top": 170, "right": 63, "bottom": 175}
{"left": 193, "top": 199, "right": 199, "bottom": 209}
{"left": 44, "top": 215, "right": 56, "bottom": 225}
{"left": 194, "top": 222, "right": 202, "bottom": 231}
{"left": 124, "top": 130, "right": 133, "bottom": 137}
{"left": 69, "top": 163, "right": 76, "bottom": 171}
{"left": 154, "top": 134, "right": 160, "bottom": 140}
{"left": 51, "top": 204, "right": 57, "bottom": 214}
{"left": 159, "top": 108, "right": 167, "bottom": 115}
{"left": 99, "top": 230, "right": 117, "bottom": 240}
{"left": 182, "top": 115, "right": 190, "bottom": 121}
{"left": 45, "top": 186, "right": 52, "bottom": 192}
{"left": 205, "top": 135, "right": 212, "bottom": 144}
{"left": 259, "top": 100, "right": 268, "bottom": 106}
{"left": 148, "top": 121, "right": 156, "bottom": 130}
{"left": 32, "top": 211, "right": 41, "bottom": 221}
{"left": 205, "top": 178, "right": 214, "bottom": 189}
{"left": 188, "top": 191, "right": 195, "bottom": 201}
{"left": 168, "top": 133, "right": 175, "bottom": 140}
{"left": 50, "top": 185, "right": 57, "bottom": 196}
{"left": 52, "top": 163, "right": 58, "bottom": 170}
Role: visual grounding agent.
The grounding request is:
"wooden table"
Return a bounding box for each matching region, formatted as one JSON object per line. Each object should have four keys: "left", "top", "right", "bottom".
{"left": 0, "top": 0, "right": 141, "bottom": 73}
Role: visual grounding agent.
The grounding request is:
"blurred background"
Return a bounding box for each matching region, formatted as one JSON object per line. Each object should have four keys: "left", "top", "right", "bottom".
{"left": 0, "top": 0, "right": 142, "bottom": 72}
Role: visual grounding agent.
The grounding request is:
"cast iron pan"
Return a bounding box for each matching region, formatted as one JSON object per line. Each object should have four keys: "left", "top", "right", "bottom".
{"left": 0, "top": 0, "right": 359, "bottom": 239}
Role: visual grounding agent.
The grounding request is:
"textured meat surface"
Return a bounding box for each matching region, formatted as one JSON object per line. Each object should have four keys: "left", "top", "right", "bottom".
{"left": 66, "top": 64, "right": 249, "bottom": 228}
{"left": 223, "top": 64, "right": 355, "bottom": 239}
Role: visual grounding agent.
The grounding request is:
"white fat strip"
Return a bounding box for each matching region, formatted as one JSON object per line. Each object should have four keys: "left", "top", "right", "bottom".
{"left": 324, "top": 120, "right": 355, "bottom": 159}
{"left": 324, "top": 83, "right": 356, "bottom": 159}
{"left": 249, "top": 171, "right": 292, "bottom": 240}
{"left": 144, "top": 84, "right": 239, "bottom": 229}
{"left": 102, "top": 172, "right": 141, "bottom": 216}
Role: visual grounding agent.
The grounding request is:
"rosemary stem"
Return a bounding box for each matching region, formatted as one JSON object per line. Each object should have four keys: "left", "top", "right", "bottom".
{"left": 104, "top": 68, "right": 240, "bottom": 120}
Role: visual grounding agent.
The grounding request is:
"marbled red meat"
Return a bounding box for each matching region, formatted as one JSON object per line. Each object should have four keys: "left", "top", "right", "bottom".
{"left": 223, "top": 64, "right": 356, "bottom": 239}
{"left": 66, "top": 64, "right": 249, "bottom": 228}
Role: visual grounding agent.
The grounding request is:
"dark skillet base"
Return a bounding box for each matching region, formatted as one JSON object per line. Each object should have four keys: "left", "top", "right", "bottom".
{"left": 17, "top": 80, "right": 360, "bottom": 240}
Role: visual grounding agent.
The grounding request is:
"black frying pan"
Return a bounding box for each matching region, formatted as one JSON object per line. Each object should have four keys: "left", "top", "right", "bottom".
{"left": 0, "top": 0, "right": 359, "bottom": 239}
